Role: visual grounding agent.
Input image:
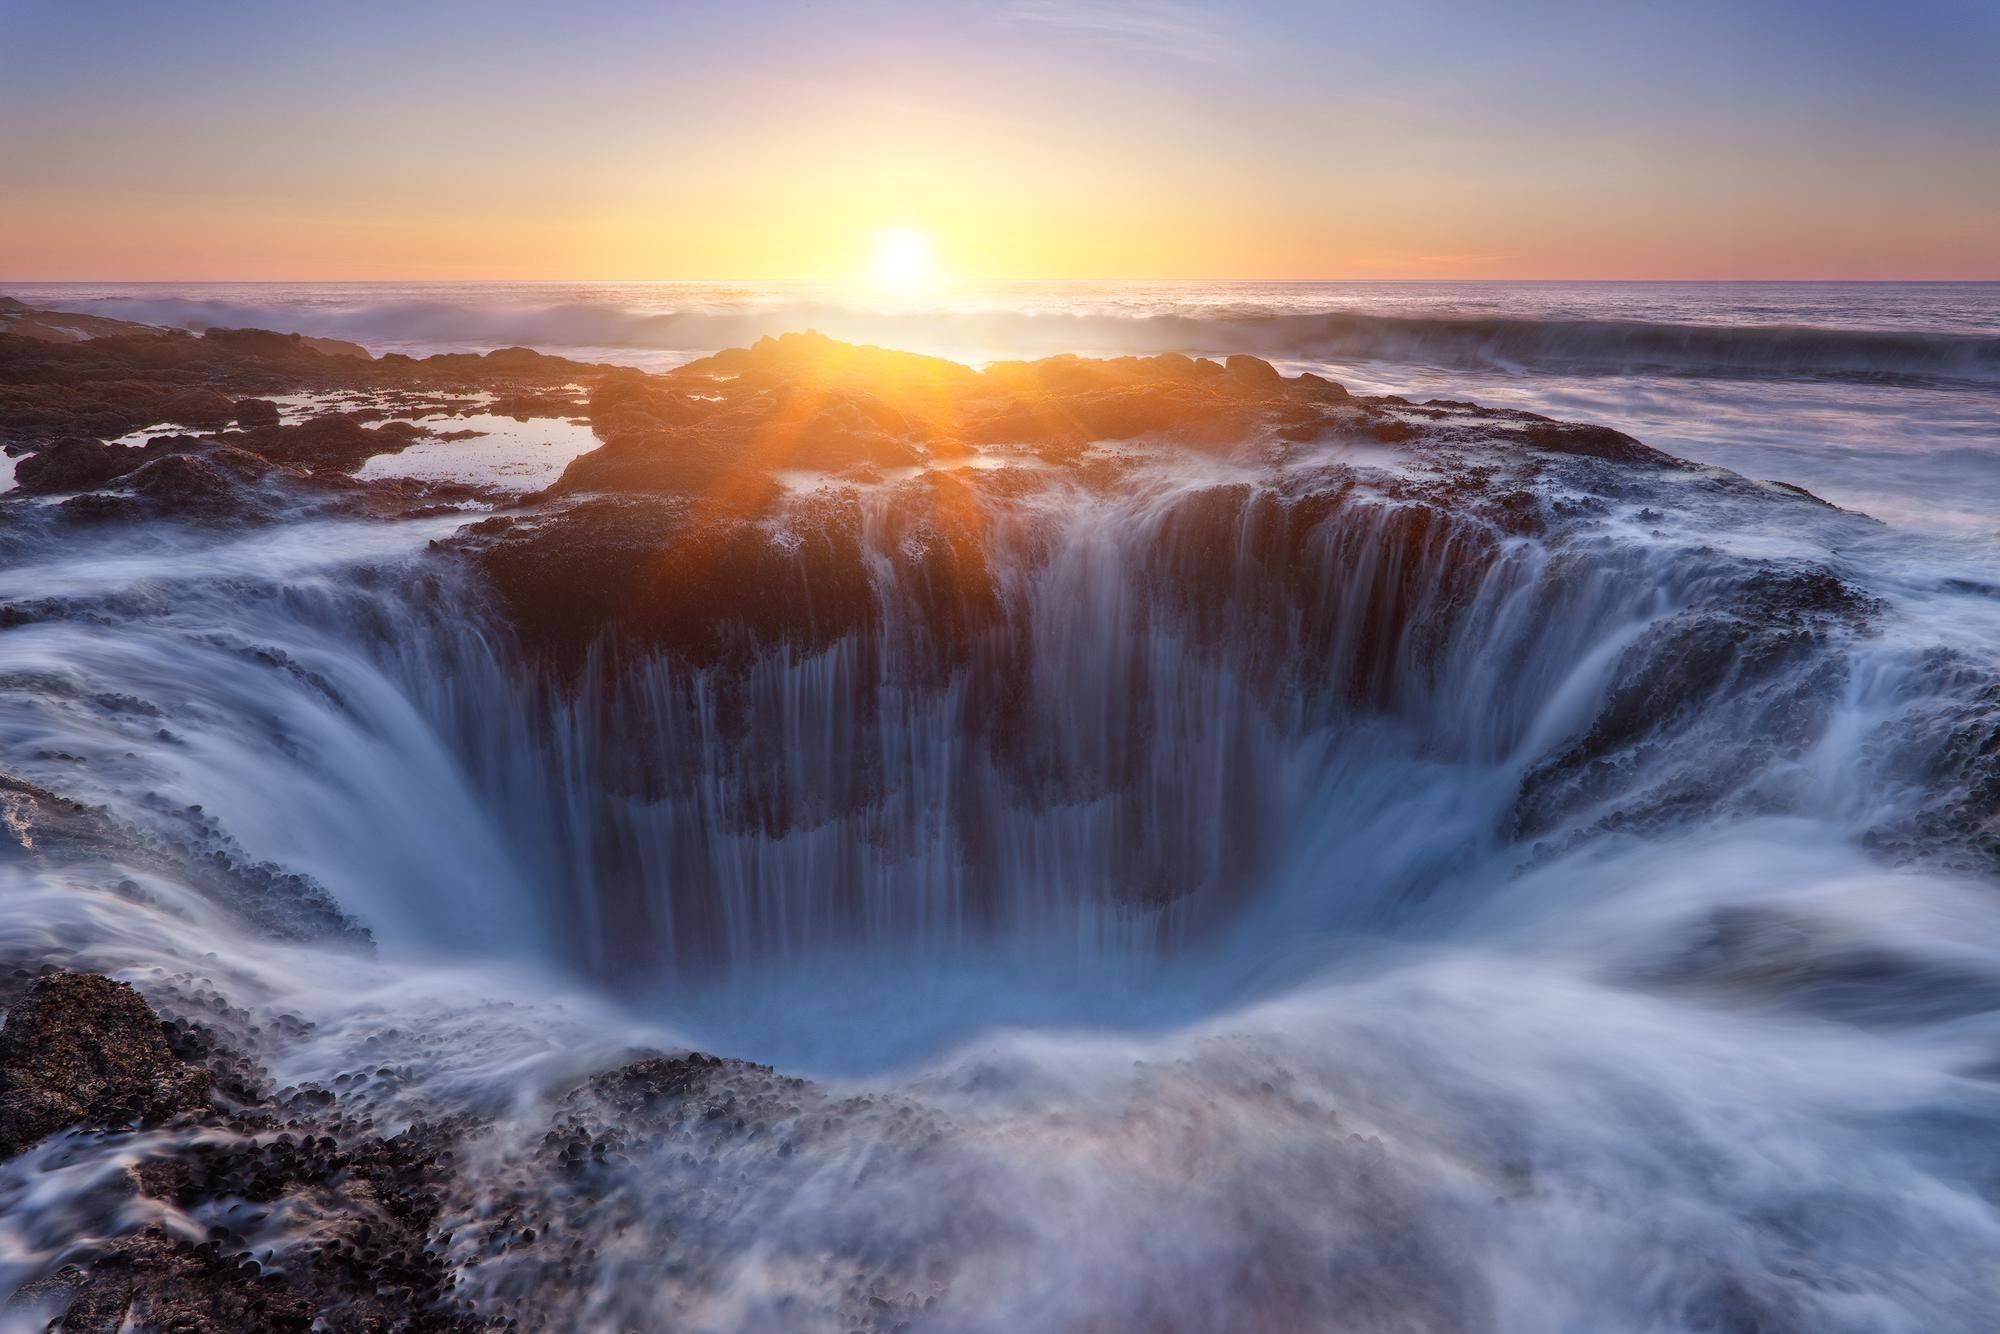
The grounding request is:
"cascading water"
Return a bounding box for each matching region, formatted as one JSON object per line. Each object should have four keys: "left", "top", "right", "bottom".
{"left": 4, "top": 341, "right": 2000, "bottom": 1329}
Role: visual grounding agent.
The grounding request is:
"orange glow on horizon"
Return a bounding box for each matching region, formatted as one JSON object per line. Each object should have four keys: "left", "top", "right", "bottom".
{"left": 2, "top": 26, "right": 1994, "bottom": 285}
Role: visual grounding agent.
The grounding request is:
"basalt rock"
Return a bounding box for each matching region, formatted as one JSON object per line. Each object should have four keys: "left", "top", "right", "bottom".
{"left": 12, "top": 436, "right": 150, "bottom": 493}
{"left": 54, "top": 445, "right": 301, "bottom": 524}
{"left": 1510, "top": 564, "right": 1885, "bottom": 843}
{"left": 0, "top": 972, "right": 211, "bottom": 1158}
{"left": 559, "top": 334, "right": 1367, "bottom": 493}
{"left": 1225, "top": 353, "right": 1286, "bottom": 388}
{"left": 457, "top": 489, "right": 882, "bottom": 675}
{"left": 0, "top": 971, "right": 485, "bottom": 1331}
{"left": 234, "top": 396, "right": 282, "bottom": 427}
{"left": 0, "top": 298, "right": 619, "bottom": 451}
{"left": 0, "top": 972, "right": 785, "bottom": 1333}
{"left": 1509, "top": 419, "right": 1672, "bottom": 467}
{"left": 488, "top": 390, "right": 586, "bottom": 419}
{"left": 158, "top": 386, "right": 239, "bottom": 429}
{"left": 442, "top": 1050, "right": 918, "bottom": 1328}
{"left": 453, "top": 335, "right": 1975, "bottom": 898}
{"left": 202, "top": 327, "right": 372, "bottom": 362}
{"left": 0, "top": 296, "right": 169, "bottom": 343}
{"left": 128, "top": 447, "right": 291, "bottom": 511}
{"left": 229, "top": 412, "right": 420, "bottom": 472}
{"left": 32, "top": 1226, "right": 321, "bottom": 1333}
{"left": 459, "top": 333, "right": 1606, "bottom": 684}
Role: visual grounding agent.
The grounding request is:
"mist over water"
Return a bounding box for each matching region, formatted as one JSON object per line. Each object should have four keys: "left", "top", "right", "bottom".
{"left": 5, "top": 282, "right": 2000, "bottom": 1328}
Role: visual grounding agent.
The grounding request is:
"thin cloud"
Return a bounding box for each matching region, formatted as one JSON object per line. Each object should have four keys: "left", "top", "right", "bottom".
{"left": 998, "top": 1, "right": 1233, "bottom": 64}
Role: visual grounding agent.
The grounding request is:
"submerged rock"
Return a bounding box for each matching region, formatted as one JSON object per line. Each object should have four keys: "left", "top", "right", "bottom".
{"left": 1510, "top": 563, "right": 1886, "bottom": 843}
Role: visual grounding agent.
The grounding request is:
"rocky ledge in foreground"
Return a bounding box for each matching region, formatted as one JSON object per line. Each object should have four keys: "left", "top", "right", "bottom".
{"left": 0, "top": 972, "right": 210, "bottom": 1160}
{"left": 0, "top": 971, "right": 776, "bottom": 1332}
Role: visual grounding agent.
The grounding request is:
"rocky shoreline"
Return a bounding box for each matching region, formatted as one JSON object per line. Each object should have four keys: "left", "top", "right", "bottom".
{"left": 0, "top": 968, "right": 772, "bottom": 1331}
{"left": 5, "top": 299, "right": 2000, "bottom": 1328}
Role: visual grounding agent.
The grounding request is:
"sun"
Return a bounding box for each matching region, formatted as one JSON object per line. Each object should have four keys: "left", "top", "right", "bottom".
{"left": 868, "top": 227, "right": 938, "bottom": 294}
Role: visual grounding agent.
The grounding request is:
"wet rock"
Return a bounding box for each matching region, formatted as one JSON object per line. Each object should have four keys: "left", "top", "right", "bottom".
{"left": 457, "top": 333, "right": 1691, "bottom": 694}
{"left": 299, "top": 334, "right": 372, "bottom": 361}
{"left": 489, "top": 390, "right": 585, "bottom": 419}
{"left": 1863, "top": 661, "right": 2000, "bottom": 870}
{"left": 0, "top": 295, "right": 168, "bottom": 343}
{"left": 53, "top": 445, "right": 310, "bottom": 524}
{"left": 203, "top": 327, "right": 371, "bottom": 362}
{"left": 48, "top": 1226, "right": 318, "bottom": 1333}
{"left": 234, "top": 396, "right": 281, "bottom": 427}
{"left": 1224, "top": 353, "right": 1284, "bottom": 388}
{"left": 130, "top": 446, "right": 284, "bottom": 507}
{"left": 471, "top": 346, "right": 572, "bottom": 373}
{"left": 0, "top": 299, "right": 616, "bottom": 450}
{"left": 1509, "top": 418, "right": 1676, "bottom": 467}
{"left": 127, "top": 1118, "right": 478, "bottom": 1331}
{"left": 159, "top": 386, "right": 237, "bottom": 429}
{"left": 443, "top": 1050, "right": 962, "bottom": 1331}
{"left": 11, "top": 437, "right": 148, "bottom": 493}
{"left": 579, "top": 1051, "right": 734, "bottom": 1116}
{"left": 0, "top": 972, "right": 480, "bottom": 1330}
{"left": 0, "top": 972, "right": 210, "bottom": 1158}
{"left": 1511, "top": 562, "right": 1881, "bottom": 841}
{"left": 0, "top": 773, "right": 111, "bottom": 858}
{"left": 233, "top": 413, "right": 389, "bottom": 471}
{"left": 455, "top": 490, "right": 880, "bottom": 674}
{"left": 0, "top": 771, "right": 369, "bottom": 944}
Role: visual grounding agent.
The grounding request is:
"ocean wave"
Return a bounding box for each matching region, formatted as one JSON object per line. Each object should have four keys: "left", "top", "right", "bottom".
{"left": 38, "top": 292, "right": 2000, "bottom": 382}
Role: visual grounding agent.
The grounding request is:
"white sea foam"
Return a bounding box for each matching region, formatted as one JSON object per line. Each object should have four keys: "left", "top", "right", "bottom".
{"left": 1, "top": 285, "right": 1999, "bottom": 1327}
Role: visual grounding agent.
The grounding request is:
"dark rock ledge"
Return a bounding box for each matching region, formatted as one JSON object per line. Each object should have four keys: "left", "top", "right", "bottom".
{"left": 0, "top": 971, "right": 748, "bottom": 1331}
{"left": 0, "top": 973, "right": 210, "bottom": 1159}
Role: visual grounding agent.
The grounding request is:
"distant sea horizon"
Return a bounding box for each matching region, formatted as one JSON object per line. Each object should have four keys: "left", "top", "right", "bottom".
{"left": 11, "top": 278, "right": 1998, "bottom": 533}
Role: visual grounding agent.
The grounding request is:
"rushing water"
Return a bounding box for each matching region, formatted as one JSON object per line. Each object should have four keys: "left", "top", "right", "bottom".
{"left": 3, "top": 282, "right": 2000, "bottom": 1329}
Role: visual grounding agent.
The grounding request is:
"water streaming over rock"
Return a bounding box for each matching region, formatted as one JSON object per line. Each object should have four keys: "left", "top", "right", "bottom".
{"left": 4, "top": 318, "right": 2000, "bottom": 1328}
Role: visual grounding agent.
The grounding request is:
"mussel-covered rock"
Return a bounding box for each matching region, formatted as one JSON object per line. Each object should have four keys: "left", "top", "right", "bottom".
{"left": 0, "top": 972, "right": 210, "bottom": 1158}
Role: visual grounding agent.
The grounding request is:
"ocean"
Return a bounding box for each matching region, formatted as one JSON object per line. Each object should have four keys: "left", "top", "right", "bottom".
{"left": 6, "top": 279, "right": 2000, "bottom": 1328}
{"left": 15, "top": 278, "right": 2000, "bottom": 532}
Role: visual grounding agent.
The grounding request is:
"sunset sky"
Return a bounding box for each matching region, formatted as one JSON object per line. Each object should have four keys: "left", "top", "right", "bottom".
{"left": 2, "top": 0, "right": 1995, "bottom": 281}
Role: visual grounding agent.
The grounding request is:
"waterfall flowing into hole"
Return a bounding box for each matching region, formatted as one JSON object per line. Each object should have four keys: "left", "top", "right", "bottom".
{"left": 5, "top": 449, "right": 1995, "bottom": 1043}
{"left": 429, "top": 477, "right": 1586, "bottom": 975}
{"left": 4, "top": 415, "right": 2000, "bottom": 1328}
